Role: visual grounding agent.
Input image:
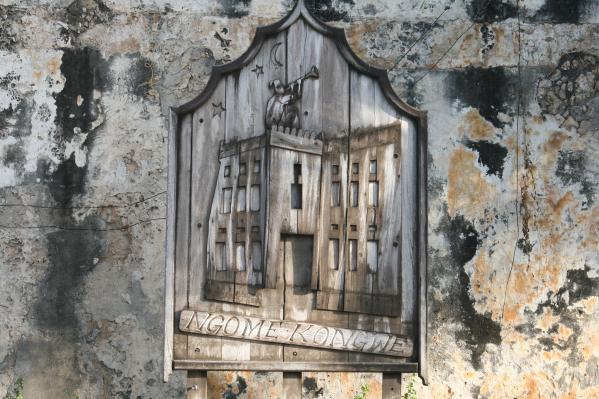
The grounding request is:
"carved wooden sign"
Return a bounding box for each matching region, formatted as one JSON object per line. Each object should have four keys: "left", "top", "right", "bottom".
{"left": 164, "top": 0, "right": 428, "bottom": 383}
{"left": 180, "top": 310, "right": 413, "bottom": 357}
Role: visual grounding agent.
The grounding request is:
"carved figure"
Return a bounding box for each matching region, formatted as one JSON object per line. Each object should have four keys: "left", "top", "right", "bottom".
{"left": 265, "top": 65, "right": 319, "bottom": 129}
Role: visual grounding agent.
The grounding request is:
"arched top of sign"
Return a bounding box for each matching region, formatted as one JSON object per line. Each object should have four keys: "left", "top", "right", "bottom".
{"left": 173, "top": 0, "right": 424, "bottom": 122}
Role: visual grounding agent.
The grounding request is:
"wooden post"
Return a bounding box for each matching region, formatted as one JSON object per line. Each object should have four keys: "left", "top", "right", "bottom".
{"left": 186, "top": 371, "right": 207, "bottom": 399}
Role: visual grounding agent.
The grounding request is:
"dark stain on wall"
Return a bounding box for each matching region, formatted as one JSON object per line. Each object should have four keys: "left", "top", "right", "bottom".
{"left": 126, "top": 54, "right": 156, "bottom": 99}
{"left": 0, "top": 100, "right": 33, "bottom": 139}
{"left": 440, "top": 214, "right": 502, "bottom": 369}
{"left": 467, "top": 0, "right": 517, "bottom": 23}
{"left": 307, "top": 0, "right": 355, "bottom": 22}
{"left": 0, "top": 5, "right": 18, "bottom": 50}
{"left": 446, "top": 67, "right": 517, "bottom": 128}
{"left": 54, "top": 47, "right": 108, "bottom": 141}
{"left": 530, "top": 0, "right": 586, "bottom": 23}
{"left": 537, "top": 52, "right": 599, "bottom": 128}
{"left": 555, "top": 150, "right": 594, "bottom": 206}
{"left": 45, "top": 154, "right": 87, "bottom": 205}
{"left": 540, "top": 267, "right": 599, "bottom": 313}
{"left": 36, "top": 216, "right": 107, "bottom": 329}
{"left": 217, "top": 0, "right": 251, "bottom": 18}
{"left": 65, "top": 0, "right": 114, "bottom": 35}
{"left": 302, "top": 376, "right": 324, "bottom": 397}
{"left": 466, "top": 140, "right": 508, "bottom": 178}
{"left": 222, "top": 375, "right": 249, "bottom": 399}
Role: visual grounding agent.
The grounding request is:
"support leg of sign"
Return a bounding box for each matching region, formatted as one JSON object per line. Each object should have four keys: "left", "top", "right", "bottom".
{"left": 383, "top": 372, "right": 403, "bottom": 398}
{"left": 186, "top": 370, "right": 207, "bottom": 399}
{"left": 283, "top": 372, "right": 302, "bottom": 398}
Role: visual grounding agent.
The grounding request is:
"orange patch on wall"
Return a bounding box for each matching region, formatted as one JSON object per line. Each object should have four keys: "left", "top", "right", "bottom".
{"left": 447, "top": 147, "right": 497, "bottom": 218}
{"left": 46, "top": 57, "right": 61, "bottom": 74}
{"left": 459, "top": 109, "right": 496, "bottom": 140}
{"left": 536, "top": 307, "right": 558, "bottom": 332}
{"left": 111, "top": 37, "right": 140, "bottom": 54}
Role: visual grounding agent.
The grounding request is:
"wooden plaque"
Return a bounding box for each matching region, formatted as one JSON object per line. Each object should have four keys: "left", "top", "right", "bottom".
{"left": 164, "top": 0, "right": 428, "bottom": 383}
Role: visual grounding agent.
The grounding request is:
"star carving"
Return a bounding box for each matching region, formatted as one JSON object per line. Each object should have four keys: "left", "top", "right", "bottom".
{"left": 212, "top": 102, "right": 226, "bottom": 118}
{"left": 251, "top": 64, "right": 264, "bottom": 76}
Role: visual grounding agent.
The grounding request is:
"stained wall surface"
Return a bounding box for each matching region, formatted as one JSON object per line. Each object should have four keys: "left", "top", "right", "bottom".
{"left": 0, "top": 0, "right": 598, "bottom": 398}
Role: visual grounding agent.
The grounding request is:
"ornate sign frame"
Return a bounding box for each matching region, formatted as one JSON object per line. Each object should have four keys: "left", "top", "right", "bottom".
{"left": 164, "top": 0, "right": 428, "bottom": 383}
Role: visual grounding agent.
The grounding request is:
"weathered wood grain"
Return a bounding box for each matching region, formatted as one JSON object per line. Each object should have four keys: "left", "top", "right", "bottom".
{"left": 164, "top": 109, "right": 178, "bottom": 381}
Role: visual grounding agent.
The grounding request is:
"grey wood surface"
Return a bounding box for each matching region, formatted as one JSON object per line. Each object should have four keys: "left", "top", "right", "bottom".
{"left": 168, "top": 6, "right": 425, "bottom": 375}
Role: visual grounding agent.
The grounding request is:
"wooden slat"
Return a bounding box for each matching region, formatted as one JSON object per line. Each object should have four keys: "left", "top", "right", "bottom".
{"left": 283, "top": 372, "right": 301, "bottom": 399}
{"left": 186, "top": 371, "right": 207, "bottom": 399}
{"left": 164, "top": 110, "right": 178, "bottom": 381}
{"left": 225, "top": 33, "right": 286, "bottom": 141}
{"left": 382, "top": 373, "right": 402, "bottom": 399}
{"left": 189, "top": 78, "right": 227, "bottom": 307}
{"left": 187, "top": 80, "right": 227, "bottom": 362}
{"left": 174, "top": 360, "right": 418, "bottom": 372}
{"left": 175, "top": 113, "right": 193, "bottom": 312}
{"left": 315, "top": 148, "right": 348, "bottom": 312}
{"left": 283, "top": 237, "right": 349, "bottom": 363}
{"left": 400, "top": 115, "right": 417, "bottom": 323}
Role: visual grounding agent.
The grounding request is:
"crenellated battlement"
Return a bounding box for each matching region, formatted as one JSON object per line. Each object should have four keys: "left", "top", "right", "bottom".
{"left": 267, "top": 124, "right": 323, "bottom": 142}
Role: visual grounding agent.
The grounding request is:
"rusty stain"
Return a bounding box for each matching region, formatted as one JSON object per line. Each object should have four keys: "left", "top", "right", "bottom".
{"left": 459, "top": 109, "right": 496, "bottom": 140}
{"left": 447, "top": 147, "right": 497, "bottom": 218}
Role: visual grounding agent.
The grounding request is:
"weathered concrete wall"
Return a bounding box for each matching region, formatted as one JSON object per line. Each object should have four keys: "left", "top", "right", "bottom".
{"left": 0, "top": 0, "right": 597, "bottom": 397}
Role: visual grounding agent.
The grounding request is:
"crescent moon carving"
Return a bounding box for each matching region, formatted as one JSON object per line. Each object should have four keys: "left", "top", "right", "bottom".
{"left": 270, "top": 41, "right": 284, "bottom": 69}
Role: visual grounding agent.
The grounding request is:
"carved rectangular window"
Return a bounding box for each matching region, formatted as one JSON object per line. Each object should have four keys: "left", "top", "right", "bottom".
{"left": 215, "top": 242, "right": 226, "bottom": 271}
{"left": 328, "top": 239, "right": 339, "bottom": 270}
{"left": 224, "top": 165, "right": 231, "bottom": 177}
{"left": 253, "top": 160, "right": 261, "bottom": 173}
{"left": 368, "top": 182, "right": 378, "bottom": 207}
{"left": 366, "top": 240, "right": 378, "bottom": 273}
{"left": 352, "top": 162, "right": 359, "bottom": 174}
{"left": 369, "top": 160, "right": 377, "bottom": 175}
{"left": 331, "top": 182, "right": 340, "bottom": 207}
{"left": 250, "top": 185, "right": 260, "bottom": 211}
{"left": 350, "top": 182, "right": 359, "bottom": 207}
{"left": 221, "top": 188, "right": 232, "bottom": 213}
{"left": 251, "top": 242, "right": 262, "bottom": 272}
{"left": 332, "top": 164, "right": 339, "bottom": 175}
{"left": 237, "top": 187, "right": 246, "bottom": 211}
{"left": 349, "top": 239, "right": 358, "bottom": 271}
{"left": 239, "top": 162, "right": 247, "bottom": 175}
{"left": 235, "top": 243, "right": 246, "bottom": 271}
{"left": 291, "top": 163, "right": 302, "bottom": 209}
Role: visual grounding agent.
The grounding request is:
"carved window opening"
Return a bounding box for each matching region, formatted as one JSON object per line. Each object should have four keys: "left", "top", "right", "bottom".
{"left": 239, "top": 162, "right": 247, "bottom": 175}
{"left": 366, "top": 240, "right": 378, "bottom": 273}
{"left": 331, "top": 182, "right": 340, "bottom": 207}
{"left": 224, "top": 165, "right": 231, "bottom": 177}
{"left": 349, "top": 239, "right": 358, "bottom": 271}
{"left": 235, "top": 243, "right": 246, "bottom": 271}
{"left": 250, "top": 185, "right": 260, "bottom": 211}
{"left": 237, "top": 187, "right": 246, "bottom": 211}
{"left": 215, "top": 242, "right": 227, "bottom": 271}
{"left": 221, "top": 188, "right": 232, "bottom": 213}
{"left": 329, "top": 239, "right": 339, "bottom": 270}
{"left": 350, "top": 181, "right": 359, "bottom": 207}
{"left": 369, "top": 160, "right": 377, "bottom": 175}
{"left": 291, "top": 163, "right": 302, "bottom": 209}
{"left": 251, "top": 242, "right": 262, "bottom": 271}
{"left": 368, "top": 181, "right": 378, "bottom": 207}
{"left": 253, "top": 160, "right": 261, "bottom": 173}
